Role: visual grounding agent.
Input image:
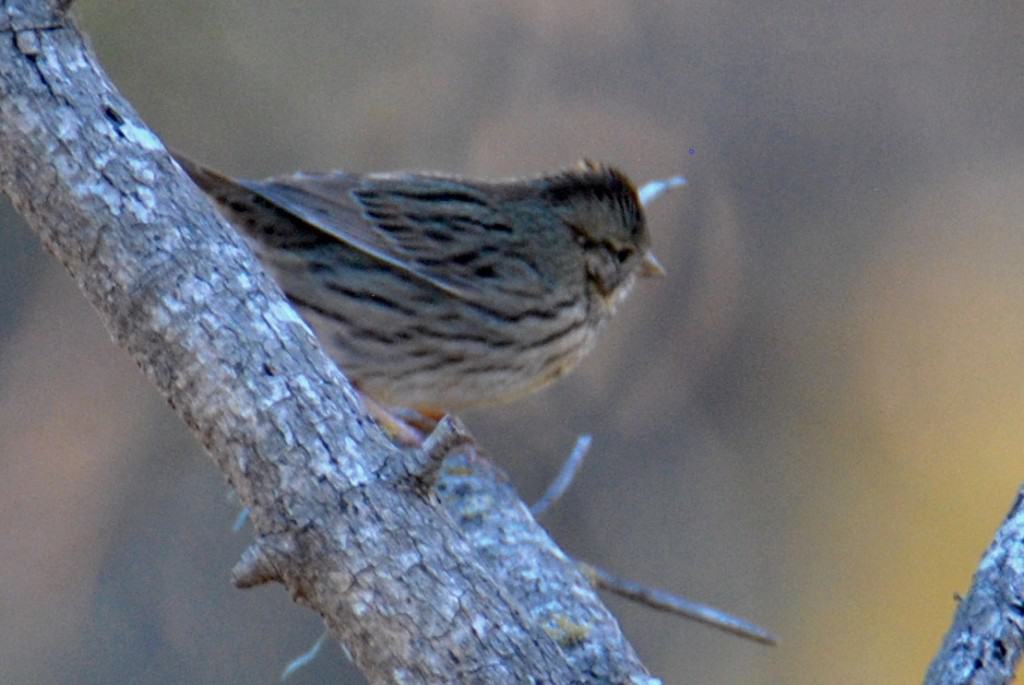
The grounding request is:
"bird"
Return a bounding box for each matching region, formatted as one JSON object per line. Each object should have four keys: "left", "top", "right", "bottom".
{"left": 173, "top": 152, "right": 664, "bottom": 428}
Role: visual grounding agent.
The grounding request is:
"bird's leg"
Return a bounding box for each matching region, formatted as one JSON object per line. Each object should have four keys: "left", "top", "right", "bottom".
{"left": 359, "top": 394, "right": 445, "bottom": 447}
{"left": 401, "top": 406, "right": 447, "bottom": 433}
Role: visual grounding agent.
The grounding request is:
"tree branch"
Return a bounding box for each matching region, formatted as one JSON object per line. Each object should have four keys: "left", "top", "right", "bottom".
{"left": 924, "top": 485, "right": 1024, "bottom": 685}
{"left": 0, "top": 4, "right": 652, "bottom": 683}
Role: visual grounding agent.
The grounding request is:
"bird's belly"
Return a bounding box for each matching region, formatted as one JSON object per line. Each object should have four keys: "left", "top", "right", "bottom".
{"left": 257, "top": 239, "right": 599, "bottom": 411}
{"left": 292, "top": 293, "right": 596, "bottom": 412}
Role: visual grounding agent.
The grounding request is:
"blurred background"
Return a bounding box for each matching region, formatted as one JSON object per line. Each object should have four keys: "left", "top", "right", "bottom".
{"left": 2, "top": 1, "right": 1023, "bottom": 683}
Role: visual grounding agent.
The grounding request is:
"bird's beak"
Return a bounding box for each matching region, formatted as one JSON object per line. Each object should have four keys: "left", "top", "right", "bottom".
{"left": 638, "top": 251, "right": 666, "bottom": 278}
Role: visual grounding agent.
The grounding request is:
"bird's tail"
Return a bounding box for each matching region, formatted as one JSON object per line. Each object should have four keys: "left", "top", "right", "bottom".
{"left": 170, "top": 149, "right": 245, "bottom": 200}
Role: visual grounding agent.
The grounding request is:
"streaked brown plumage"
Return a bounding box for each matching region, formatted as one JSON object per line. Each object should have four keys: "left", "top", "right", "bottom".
{"left": 173, "top": 153, "right": 664, "bottom": 413}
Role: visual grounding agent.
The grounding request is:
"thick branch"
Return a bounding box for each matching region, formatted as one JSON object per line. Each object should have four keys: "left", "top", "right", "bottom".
{"left": 0, "top": 4, "right": 651, "bottom": 683}
{"left": 924, "top": 485, "right": 1024, "bottom": 685}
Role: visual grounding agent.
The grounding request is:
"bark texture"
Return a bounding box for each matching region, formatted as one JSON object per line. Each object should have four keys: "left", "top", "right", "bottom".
{"left": 0, "top": 3, "right": 652, "bottom": 683}
{"left": 924, "top": 486, "right": 1024, "bottom": 685}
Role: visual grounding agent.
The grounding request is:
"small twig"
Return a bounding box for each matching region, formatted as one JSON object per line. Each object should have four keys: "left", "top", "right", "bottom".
{"left": 281, "top": 632, "right": 329, "bottom": 681}
{"left": 581, "top": 562, "right": 777, "bottom": 646}
{"left": 232, "top": 507, "right": 250, "bottom": 532}
{"left": 638, "top": 175, "right": 687, "bottom": 206}
{"left": 531, "top": 434, "right": 592, "bottom": 518}
{"left": 412, "top": 414, "right": 472, "bottom": 489}
{"left": 530, "top": 434, "right": 775, "bottom": 645}
{"left": 231, "top": 533, "right": 295, "bottom": 589}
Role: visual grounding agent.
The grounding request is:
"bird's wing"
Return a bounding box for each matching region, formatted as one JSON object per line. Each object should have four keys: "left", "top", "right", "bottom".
{"left": 241, "top": 170, "right": 553, "bottom": 301}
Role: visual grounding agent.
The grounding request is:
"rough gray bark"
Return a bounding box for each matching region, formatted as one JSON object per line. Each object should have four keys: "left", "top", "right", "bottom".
{"left": 0, "top": 3, "right": 653, "bottom": 683}
{"left": 924, "top": 486, "right": 1024, "bottom": 685}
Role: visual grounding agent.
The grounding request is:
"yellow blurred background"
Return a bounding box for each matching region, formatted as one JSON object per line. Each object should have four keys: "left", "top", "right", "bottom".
{"left": 2, "top": 2, "right": 1022, "bottom": 683}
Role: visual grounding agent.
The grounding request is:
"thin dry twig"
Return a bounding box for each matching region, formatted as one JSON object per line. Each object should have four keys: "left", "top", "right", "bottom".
{"left": 530, "top": 435, "right": 776, "bottom": 646}
{"left": 583, "top": 562, "right": 777, "bottom": 646}
{"left": 281, "top": 632, "right": 330, "bottom": 681}
{"left": 531, "top": 434, "right": 592, "bottom": 518}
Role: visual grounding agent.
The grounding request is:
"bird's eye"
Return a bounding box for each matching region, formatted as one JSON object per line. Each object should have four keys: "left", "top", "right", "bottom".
{"left": 615, "top": 247, "right": 633, "bottom": 264}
